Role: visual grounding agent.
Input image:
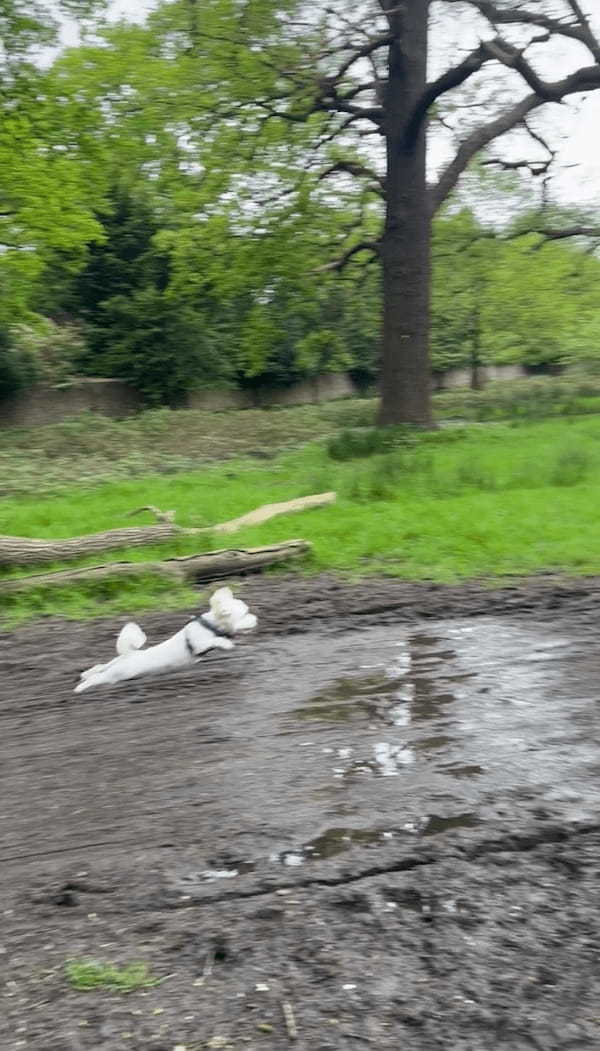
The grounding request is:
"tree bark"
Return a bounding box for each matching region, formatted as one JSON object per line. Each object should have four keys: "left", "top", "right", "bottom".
{"left": 0, "top": 541, "right": 311, "bottom": 594}
{"left": 0, "top": 493, "right": 334, "bottom": 567}
{"left": 378, "top": 0, "right": 432, "bottom": 427}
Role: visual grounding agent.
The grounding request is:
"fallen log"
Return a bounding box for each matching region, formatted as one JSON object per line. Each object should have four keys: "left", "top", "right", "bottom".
{"left": 211, "top": 493, "right": 335, "bottom": 535}
{"left": 0, "top": 524, "right": 183, "bottom": 568}
{"left": 0, "top": 492, "right": 334, "bottom": 567}
{"left": 0, "top": 540, "right": 311, "bottom": 594}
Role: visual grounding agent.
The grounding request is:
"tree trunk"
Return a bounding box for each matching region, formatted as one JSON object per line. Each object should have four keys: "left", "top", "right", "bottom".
{"left": 0, "top": 541, "right": 311, "bottom": 594}
{"left": 0, "top": 493, "right": 334, "bottom": 567}
{"left": 378, "top": 0, "right": 432, "bottom": 427}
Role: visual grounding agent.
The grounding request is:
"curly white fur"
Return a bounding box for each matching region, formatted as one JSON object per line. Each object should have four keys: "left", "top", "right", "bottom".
{"left": 74, "top": 587, "right": 256, "bottom": 694}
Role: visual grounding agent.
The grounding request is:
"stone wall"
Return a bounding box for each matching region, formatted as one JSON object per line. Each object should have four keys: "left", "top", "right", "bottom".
{"left": 187, "top": 372, "right": 357, "bottom": 412}
{"left": 0, "top": 379, "right": 141, "bottom": 429}
{"left": 433, "top": 363, "right": 526, "bottom": 391}
{"left": 0, "top": 365, "right": 529, "bottom": 430}
{"left": 0, "top": 373, "right": 358, "bottom": 428}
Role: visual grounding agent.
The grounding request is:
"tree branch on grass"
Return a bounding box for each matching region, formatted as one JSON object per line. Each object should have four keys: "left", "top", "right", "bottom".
{"left": 0, "top": 494, "right": 335, "bottom": 567}
{"left": 0, "top": 542, "right": 312, "bottom": 594}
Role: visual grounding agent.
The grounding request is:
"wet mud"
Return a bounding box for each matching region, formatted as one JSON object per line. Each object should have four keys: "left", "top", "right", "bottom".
{"left": 3, "top": 574, "right": 600, "bottom": 1049}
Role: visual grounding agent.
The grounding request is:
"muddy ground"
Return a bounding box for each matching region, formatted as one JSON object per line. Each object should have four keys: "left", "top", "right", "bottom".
{"left": 3, "top": 574, "right": 600, "bottom": 1050}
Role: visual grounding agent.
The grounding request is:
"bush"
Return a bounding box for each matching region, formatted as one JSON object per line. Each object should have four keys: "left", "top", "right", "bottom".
{"left": 434, "top": 374, "right": 600, "bottom": 424}
{"left": 327, "top": 426, "right": 416, "bottom": 461}
{"left": 12, "top": 320, "right": 86, "bottom": 388}
{"left": 0, "top": 327, "right": 37, "bottom": 398}
{"left": 83, "top": 289, "right": 232, "bottom": 406}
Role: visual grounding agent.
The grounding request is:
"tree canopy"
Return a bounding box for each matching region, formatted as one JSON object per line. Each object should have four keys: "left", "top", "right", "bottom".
{"left": 2, "top": 0, "right": 600, "bottom": 407}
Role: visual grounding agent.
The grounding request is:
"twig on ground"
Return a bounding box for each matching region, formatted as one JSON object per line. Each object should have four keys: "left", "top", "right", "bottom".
{"left": 282, "top": 1000, "right": 298, "bottom": 1040}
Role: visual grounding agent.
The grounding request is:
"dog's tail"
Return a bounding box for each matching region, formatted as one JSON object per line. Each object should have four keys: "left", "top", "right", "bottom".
{"left": 116, "top": 622, "right": 147, "bottom": 656}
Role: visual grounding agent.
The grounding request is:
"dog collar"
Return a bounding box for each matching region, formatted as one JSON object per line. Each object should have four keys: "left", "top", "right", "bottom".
{"left": 196, "top": 614, "right": 233, "bottom": 640}
{"left": 184, "top": 615, "right": 233, "bottom": 659}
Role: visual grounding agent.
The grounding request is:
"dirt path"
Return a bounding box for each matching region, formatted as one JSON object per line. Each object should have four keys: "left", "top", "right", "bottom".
{"left": 3, "top": 575, "right": 600, "bottom": 1050}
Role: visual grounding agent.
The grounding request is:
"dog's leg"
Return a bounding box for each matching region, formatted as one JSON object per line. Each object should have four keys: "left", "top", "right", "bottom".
{"left": 79, "top": 662, "right": 108, "bottom": 681}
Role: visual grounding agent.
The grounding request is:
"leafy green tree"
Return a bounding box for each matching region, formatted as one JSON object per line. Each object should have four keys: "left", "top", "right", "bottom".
{"left": 0, "top": 1, "right": 107, "bottom": 324}
{"left": 95, "top": 0, "right": 599, "bottom": 426}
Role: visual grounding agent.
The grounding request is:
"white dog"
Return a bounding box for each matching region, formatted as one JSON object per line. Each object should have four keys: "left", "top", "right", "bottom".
{"left": 74, "top": 587, "right": 257, "bottom": 694}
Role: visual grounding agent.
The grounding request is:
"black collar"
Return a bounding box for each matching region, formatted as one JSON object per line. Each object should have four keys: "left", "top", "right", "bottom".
{"left": 184, "top": 615, "right": 234, "bottom": 659}
{"left": 196, "top": 614, "right": 233, "bottom": 639}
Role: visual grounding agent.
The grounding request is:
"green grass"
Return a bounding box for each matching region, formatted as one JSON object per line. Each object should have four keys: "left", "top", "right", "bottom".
{"left": 4, "top": 373, "right": 600, "bottom": 499}
{"left": 4, "top": 414, "right": 600, "bottom": 627}
{"left": 0, "top": 399, "right": 376, "bottom": 497}
{"left": 65, "top": 959, "right": 162, "bottom": 993}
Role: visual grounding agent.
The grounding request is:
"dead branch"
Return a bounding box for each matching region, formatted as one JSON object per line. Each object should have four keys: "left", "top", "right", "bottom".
{"left": 282, "top": 1001, "right": 298, "bottom": 1040}
{"left": 0, "top": 541, "right": 312, "bottom": 594}
{"left": 126, "top": 506, "right": 177, "bottom": 524}
{"left": 213, "top": 493, "right": 335, "bottom": 534}
{"left": 0, "top": 493, "right": 335, "bottom": 567}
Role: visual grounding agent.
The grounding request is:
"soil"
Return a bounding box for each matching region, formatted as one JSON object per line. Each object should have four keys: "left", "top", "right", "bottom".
{"left": 3, "top": 573, "right": 600, "bottom": 1050}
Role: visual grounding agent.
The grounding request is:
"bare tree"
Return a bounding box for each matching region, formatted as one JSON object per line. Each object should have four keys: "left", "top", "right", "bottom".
{"left": 247, "top": 1, "right": 600, "bottom": 425}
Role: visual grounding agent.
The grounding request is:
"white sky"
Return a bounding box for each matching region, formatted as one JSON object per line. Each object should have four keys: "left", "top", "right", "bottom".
{"left": 57, "top": 0, "right": 600, "bottom": 211}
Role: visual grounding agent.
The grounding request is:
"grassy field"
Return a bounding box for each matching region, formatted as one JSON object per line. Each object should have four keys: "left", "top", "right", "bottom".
{"left": 3, "top": 403, "right": 600, "bottom": 627}
{"left": 3, "top": 371, "right": 600, "bottom": 499}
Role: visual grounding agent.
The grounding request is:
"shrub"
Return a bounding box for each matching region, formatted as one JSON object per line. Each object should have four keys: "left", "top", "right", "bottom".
{"left": 12, "top": 320, "right": 86, "bottom": 388}
{"left": 0, "top": 327, "right": 37, "bottom": 397}
{"left": 327, "top": 426, "right": 416, "bottom": 461}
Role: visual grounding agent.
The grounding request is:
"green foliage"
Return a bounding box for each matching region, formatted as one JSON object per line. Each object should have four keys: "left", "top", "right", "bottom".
{"left": 561, "top": 315, "right": 600, "bottom": 366}
{"left": 65, "top": 959, "right": 162, "bottom": 994}
{"left": 0, "top": 0, "right": 106, "bottom": 327}
{"left": 0, "top": 327, "right": 37, "bottom": 397}
{"left": 0, "top": 398, "right": 375, "bottom": 496}
{"left": 2, "top": 0, "right": 600, "bottom": 402}
{"left": 85, "top": 287, "right": 225, "bottom": 405}
{"left": 71, "top": 188, "right": 234, "bottom": 403}
{"left": 327, "top": 426, "right": 415, "bottom": 461}
{"left": 431, "top": 210, "right": 600, "bottom": 373}
{"left": 11, "top": 320, "right": 86, "bottom": 388}
{"left": 433, "top": 374, "right": 600, "bottom": 423}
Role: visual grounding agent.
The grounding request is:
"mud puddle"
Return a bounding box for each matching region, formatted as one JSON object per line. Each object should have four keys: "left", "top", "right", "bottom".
{"left": 5, "top": 577, "right": 600, "bottom": 1049}
{"left": 4, "top": 610, "right": 600, "bottom": 890}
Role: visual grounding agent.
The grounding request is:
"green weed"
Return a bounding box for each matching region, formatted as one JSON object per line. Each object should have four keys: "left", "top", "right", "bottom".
{"left": 65, "top": 959, "right": 162, "bottom": 993}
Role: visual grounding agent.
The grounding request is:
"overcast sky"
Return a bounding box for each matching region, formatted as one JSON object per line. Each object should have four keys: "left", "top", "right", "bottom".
{"left": 58, "top": 0, "right": 600, "bottom": 211}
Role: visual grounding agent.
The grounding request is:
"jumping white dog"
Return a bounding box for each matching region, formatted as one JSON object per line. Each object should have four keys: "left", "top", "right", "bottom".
{"left": 74, "top": 587, "right": 257, "bottom": 694}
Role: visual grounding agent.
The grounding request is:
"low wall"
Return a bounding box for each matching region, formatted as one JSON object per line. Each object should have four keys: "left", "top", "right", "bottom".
{"left": 187, "top": 373, "right": 357, "bottom": 412}
{"left": 433, "top": 364, "right": 526, "bottom": 391}
{"left": 0, "top": 374, "right": 359, "bottom": 428}
{"left": 0, "top": 365, "right": 531, "bottom": 430}
{"left": 0, "top": 379, "right": 141, "bottom": 429}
